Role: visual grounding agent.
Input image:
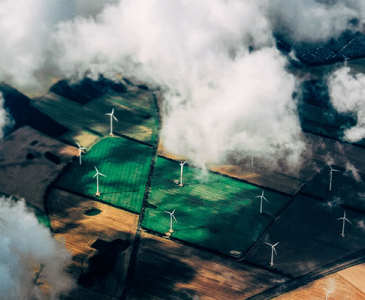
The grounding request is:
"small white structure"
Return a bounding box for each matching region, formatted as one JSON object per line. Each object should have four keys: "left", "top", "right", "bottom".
{"left": 93, "top": 166, "right": 107, "bottom": 196}
{"left": 323, "top": 288, "right": 333, "bottom": 300}
{"left": 328, "top": 164, "right": 339, "bottom": 192}
{"left": 337, "top": 210, "right": 352, "bottom": 237}
{"left": 105, "top": 108, "right": 118, "bottom": 135}
{"left": 164, "top": 209, "right": 177, "bottom": 233}
{"left": 264, "top": 242, "right": 279, "bottom": 266}
{"left": 75, "top": 142, "right": 86, "bottom": 165}
{"left": 256, "top": 190, "right": 269, "bottom": 214}
{"left": 179, "top": 161, "right": 187, "bottom": 187}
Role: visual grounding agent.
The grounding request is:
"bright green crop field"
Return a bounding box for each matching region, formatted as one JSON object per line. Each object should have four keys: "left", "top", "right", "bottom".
{"left": 56, "top": 137, "right": 153, "bottom": 213}
{"left": 142, "top": 157, "right": 292, "bottom": 257}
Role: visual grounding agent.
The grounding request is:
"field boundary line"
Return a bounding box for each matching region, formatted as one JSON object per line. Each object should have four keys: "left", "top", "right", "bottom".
{"left": 120, "top": 92, "right": 161, "bottom": 300}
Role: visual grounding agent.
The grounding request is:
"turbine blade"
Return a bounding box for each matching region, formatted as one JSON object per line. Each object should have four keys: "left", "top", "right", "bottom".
{"left": 263, "top": 196, "right": 269, "bottom": 203}
{"left": 111, "top": 108, "right": 114, "bottom": 115}
{"left": 264, "top": 242, "right": 272, "bottom": 247}
{"left": 273, "top": 242, "right": 279, "bottom": 247}
{"left": 346, "top": 218, "right": 352, "bottom": 224}
{"left": 337, "top": 217, "right": 343, "bottom": 221}
{"left": 99, "top": 173, "right": 107, "bottom": 177}
{"left": 172, "top": 209, "right": 176, "bottom": 214}
{"left": 94, "top": 166, "right": 98, "bottom": 172}
{"left": 173, "top": 215, "right": 177, "bottom": 222}
{"left": 273, "top": 248, "right": 277, "bottom": 255}
{"left": 113, "top": 115, "right": 118, "bottom": 122}
{"left": 105, "top": 113, "right": 111, "bottom": 116}
{"left": 255, "top": 196, "right": 261, "bottom": 198}
{"left": 93, "top": 173, "right": 97, "bottom": 178}
{"left": 333, "top": 169, "right": 340, "bottom": 172}
{"left": 75, "top": 142, "right": 80, "bottom": 148}
{"left": 164, "top": 211, "right": 170, "bottom": 214}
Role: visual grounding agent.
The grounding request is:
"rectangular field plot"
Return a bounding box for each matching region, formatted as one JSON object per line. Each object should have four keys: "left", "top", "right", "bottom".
{"left": 128, "top": 232, "right": 289, "bottom": 300}
{"left": 32, "top": 87, "right": 159, "bottom": 146}
{"left": 142, "top": 157, "right": 292, "bottom": 257}
{"left": 56, "top": 137, "right": 153, "bottom": 213}
{"left": 244, "top": 194, "right": 365, "bottom": 278}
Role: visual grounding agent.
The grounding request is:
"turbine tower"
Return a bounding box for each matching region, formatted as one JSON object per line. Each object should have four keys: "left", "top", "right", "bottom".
{"left": 264, "top": 242, "right": 279, "bottom": 266}
{"left": 75, "top": 142, "right": 86, "bottom": 165}
{"left": 179, "top": 161, "right": 187, "bottom": 187}
{"left": 337, "top": 210, "right": 352, "bottom": 237}
{"left": 164, "top": 209, "right": 177, "bottom": 233}
{"left": 93, "top": 166, "right": 107, "bottom": 196}
{"left": 328, "top": 164, "right": 339, "bottom": 192}
{"left": 323, "top": 288, "right": 333, "bottom": 300}
{"left": 256, "top": 190, "right": 269, "bottom": 214}
{"left": 105, "top": 108, "right": 118, "bottom": 135}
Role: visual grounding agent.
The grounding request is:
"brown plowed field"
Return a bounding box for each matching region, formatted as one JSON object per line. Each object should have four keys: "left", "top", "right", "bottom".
{"left": 0, "top": 126, "right": 78, "bottom": 211}
{"left": 126, "top": 232, "right": 289, "bottom": 300}
{"left": 47, "top": 188, "right": 138, "bottom": 299}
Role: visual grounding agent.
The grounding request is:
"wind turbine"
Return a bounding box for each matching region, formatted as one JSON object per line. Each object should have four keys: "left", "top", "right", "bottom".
{"left": 264, "top": 242, "right": 279, "bottom": 266}
{"left": 256, "top": 190, "right": 269, "bottom": 214}
{"left": 164, "top": 209, "right": 177, "bottom": 233}
{"left": 337, "top": 210, "right": 352, "bottom": 237}
{"left": 328, "top": 164, "right": 340, "bottom": 192}
{"left": 105, "top": 108, "right": 118, "bottom": 135}
{"left": 323, "top": 288, "right": 333, "bottom": 300}
{"left": 75, "top": 142, "right": 86, "bottom": 165}
{"left": 251, "top": 154, "right": 254, "bottom": 166}
{"left": 179, "top": 161, "right": 187, "bottom": 187}
{"left": 93, "top": 166, "right": 107, "bottom": 196}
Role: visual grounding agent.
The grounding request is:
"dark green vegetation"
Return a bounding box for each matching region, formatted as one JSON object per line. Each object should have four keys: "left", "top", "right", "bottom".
{"left": 244, "top": 194, "right": 365, "bottom": 278}
{"left": 142, "top": 157, "right": 292, "bottom": 256}
{"left": 0, "top": 82, "right": 68, "bottom": 138}
{"left": 56, "top": 137, "right": 153, "bottom": 213}
{"left": 30, "top": 204, "right": 52, "bottom": 229}
{"left": 50, "top": 77, "right": 127, "bottom": 105}
{"left": 32, "top": 78, "right": 159, "bottom": 146}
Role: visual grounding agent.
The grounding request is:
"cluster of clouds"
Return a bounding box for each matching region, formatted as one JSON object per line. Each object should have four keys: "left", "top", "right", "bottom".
{"left": 1, "top": 0, "right": 365, "bottom": 170}
{"left": 0, "top": 197, "right": 74, "bottom": 299}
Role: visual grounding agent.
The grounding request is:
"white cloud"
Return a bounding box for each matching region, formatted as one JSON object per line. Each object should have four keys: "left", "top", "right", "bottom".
{"left": 0, "top": 197, "right": 74, "bottom": 299}
{"left": 328, "top": 67, "right": 365, "bottom": 142}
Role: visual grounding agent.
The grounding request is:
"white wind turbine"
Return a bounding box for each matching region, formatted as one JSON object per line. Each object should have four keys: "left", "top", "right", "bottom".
{"left": 164, "top": 209, "right": 177, "bottom": 233}
{"left": 93, "top": 166, "right": 107, "bottom": 196}
{"left": 323, "top": 288, "right": 333, "bottom": 300}
{"left": 105, "top": 108, "right": 118, "bottom": 135}
{"left": 256, "top": 190, "right": 269, "bottom": 214}
{"left": 179, "top": 161, "right": 187, "bottom": 187}
{"left": 265, "top": 242, "right": 279, "bottom": 266}
{"left": 337, "top": 210, "right": 352, "bottom": 237}
{"left": 75, "top": 142, "right": 86, "bottom": 165}
{"left": 328, "top": 164, "right": 340, "bottom": 192}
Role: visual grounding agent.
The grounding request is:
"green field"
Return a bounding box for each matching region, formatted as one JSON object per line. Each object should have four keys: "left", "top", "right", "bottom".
{"left": 30, "top": 204, "right": 52, "bottom": 228}
{"left": 56, "top": 137, "right": 153, "bottom": 213}
{"left": 142, "top": 157, "right": 292, "bottom": 256}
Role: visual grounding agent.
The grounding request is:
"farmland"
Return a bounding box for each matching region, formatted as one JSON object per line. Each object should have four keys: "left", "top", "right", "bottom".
{"left": 142, "top": 156, "right": 292, "bottom": 256}
{"left": 32, "top": 82, "right": 159, "bottom": 148}
{"left": 302, "top": 164, "right": 365, "bottom": 212}
{"left": 0, "top": 126, "right": 78, "bottom": 211}
{"left": 273, "top": 263, "right": 365, "bottom": 300}
{"left": 47, "top": 188, "right": 138, "bottom": 299}
{"left": 126, "top": 232, "right": 289, "bottom": 300}
{"left": 56, "top": 137, "right": 153, "bottom": 213}
{"left": 244, "top": 194, "right": 365, "bottom": 278}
